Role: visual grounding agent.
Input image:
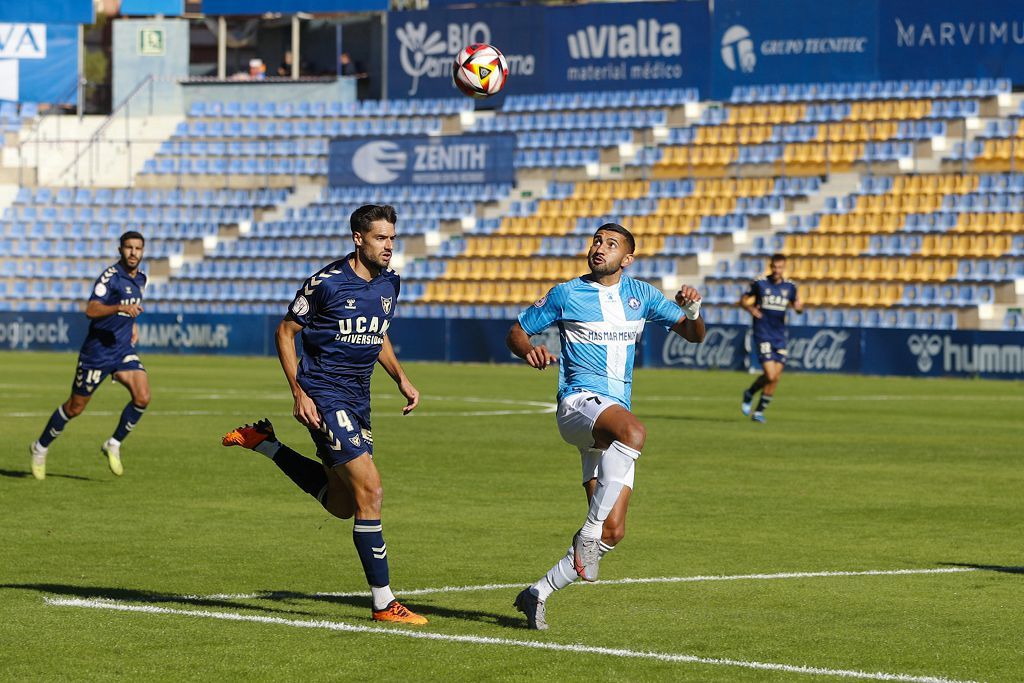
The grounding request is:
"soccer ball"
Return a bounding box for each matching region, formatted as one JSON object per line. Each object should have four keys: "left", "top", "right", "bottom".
{"left": 452, "top": 44, "right": 509, "bottom": 99}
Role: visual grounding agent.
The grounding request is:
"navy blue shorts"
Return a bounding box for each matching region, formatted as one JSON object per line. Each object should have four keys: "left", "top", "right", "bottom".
{"left": 754, "top": 338, "right": 788, "bottom": 365}
{"left": 308, "top": 399, "right": 374, "bottom": 468}
{"left": 71, "top": 352, "right": 146, "bottom": 396}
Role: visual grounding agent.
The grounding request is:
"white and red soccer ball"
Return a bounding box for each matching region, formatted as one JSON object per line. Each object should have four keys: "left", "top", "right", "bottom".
{"left": 452, "top": 43, "right": 509, "bottom": 99}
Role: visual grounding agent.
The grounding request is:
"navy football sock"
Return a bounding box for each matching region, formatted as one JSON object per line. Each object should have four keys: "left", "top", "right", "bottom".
{"left": 37, "top": 406, "right": 71, "bottom": 448}
{"left": 271, "top": 445, "right": 330, "bottom": 502}
{"left": 755, "top": 393, "right": 774, "bottom": 413}
{"left": 112, "top": 403, "right": 146, "bottom": 442}
{"left": 747, "top": 375, "right": 768, "bottom": 396}
{"left": 352, "top": 519, "right": 390, "bottom": 589}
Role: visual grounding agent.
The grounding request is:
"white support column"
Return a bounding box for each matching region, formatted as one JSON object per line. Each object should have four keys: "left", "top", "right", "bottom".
{"left": 292, "top": 15, "right": 300, "bottom": 79}
{"left": 217, "top": 16, "right": 227, "bottom": 80}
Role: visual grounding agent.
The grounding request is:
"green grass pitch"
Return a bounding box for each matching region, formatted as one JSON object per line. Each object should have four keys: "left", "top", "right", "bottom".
{"left": 1, "top": 350, "right": 1022, "bottom": 682}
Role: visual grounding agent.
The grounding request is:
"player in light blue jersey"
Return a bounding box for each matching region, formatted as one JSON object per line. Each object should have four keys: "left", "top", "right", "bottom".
{"left": 506, "top": 223, "right": 705, "bottom": 630}
{"left": 739, "top": 253, "right": 804, "bottom": 423}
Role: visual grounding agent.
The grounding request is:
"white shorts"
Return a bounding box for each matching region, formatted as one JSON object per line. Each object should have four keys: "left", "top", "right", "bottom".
{"left": 556, "top": 391, "right": 635, "bottom": 488}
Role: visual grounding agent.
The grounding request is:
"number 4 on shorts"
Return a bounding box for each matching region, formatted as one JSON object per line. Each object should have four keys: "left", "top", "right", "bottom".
{"left": 335, "top": 409, "right": 355, "bottom": 432}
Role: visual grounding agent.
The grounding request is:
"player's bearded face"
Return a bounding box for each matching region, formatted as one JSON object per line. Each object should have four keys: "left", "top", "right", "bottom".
{"left": 770, "top": 259, "right": 786, "bottom": 280}
{"left": 355, "top": 221, "right": 397, "bottom": 269}
{"left": 119, "top": 239, "right": 144, "bottom": 269}
{"left": 587, "top": 231, "right": 633, "bottom": 276}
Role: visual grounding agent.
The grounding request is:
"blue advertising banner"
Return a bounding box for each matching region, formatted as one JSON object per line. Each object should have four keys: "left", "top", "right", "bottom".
{"left": 0, "top": 1, "right": 93, "bottom": 25}
{"left": 710, "top": 0, "right": 878, "bottom": 99}
{"left": 4, "top": 310, "right": 1022, "bottom": 379}
{"left": 878, "top": 0, "right": 1024, "bottom": 81}
{"left": 0, "top": 23, "right": 79, "bottom": 104}
{"left": 388, "top": 0, "right": 709, "bottom": 100}
{"left": 862, "top": 328, "right": 1024, "bottom": 380}
{"left": 328, "top": 134, "right": 517, "bottom": 186}
{"left": 545, "top": 0, "right": 709, "bottom": 97}
{"left": 121, "top": 0, "right": 184, "bottom": 16}
{"left": 201, "top": 0, "right": 387, "bottom": 14}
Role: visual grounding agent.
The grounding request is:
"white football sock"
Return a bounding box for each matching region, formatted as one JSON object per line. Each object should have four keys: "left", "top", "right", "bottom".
{"left": 579, "top": 441, "right": 639, "bottom": 539}
{"left": 371, "top": 584, "right": 396, "bottom": 611}
{"left": 532, "top": 542, "right": 618, "bottom": 601}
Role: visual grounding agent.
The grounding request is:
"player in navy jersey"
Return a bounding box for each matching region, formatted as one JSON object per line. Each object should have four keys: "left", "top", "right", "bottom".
{"left": 221, "top": 204, "right": 427, "bottom": 625}
{"left": 505, "top": 223, "right": 706, "bottom": 630}
{"left": 29, "top": 231, "right": 150, "bottom": 480}
{"left": 739, "top": 253, "right": 804, "bottom": 423}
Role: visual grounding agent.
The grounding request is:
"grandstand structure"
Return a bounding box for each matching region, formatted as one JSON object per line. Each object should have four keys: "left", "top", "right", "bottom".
{"left": 2, "top": 81, "right": 1024, "bottom": 331}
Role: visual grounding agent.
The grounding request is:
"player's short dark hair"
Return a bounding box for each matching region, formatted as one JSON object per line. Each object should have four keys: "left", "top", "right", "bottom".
{"left": 120, "top": 230, "right": 145, "bottom": 247}
{"left": 351, "top": 204, "right": 398, "bottom": 234}
{"left": 594, "top": 223, "right": 635, "bottom": 254}
{"left": 770, "top": 253, "right": 787, "bottom": 263}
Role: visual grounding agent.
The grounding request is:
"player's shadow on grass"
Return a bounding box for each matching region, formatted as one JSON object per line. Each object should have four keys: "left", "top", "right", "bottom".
{"left": 268, "top": 592, "right": 528, "bottom": 629}
{"left": 941, "top": 562, "right": 1024, "bottom": 575}
{"left": 0, "top": 468, "right": 98, "bottom": 482}
{"left": 1, "top": 583, "right": 314, "bottom": 615}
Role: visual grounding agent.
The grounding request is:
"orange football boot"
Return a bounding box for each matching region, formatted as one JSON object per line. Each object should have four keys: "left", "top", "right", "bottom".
{"left": 372, "top": 600, "right": 428, "bottom": 625}
{"left": 222, "top": 418, "right": 276, "bottom": 449}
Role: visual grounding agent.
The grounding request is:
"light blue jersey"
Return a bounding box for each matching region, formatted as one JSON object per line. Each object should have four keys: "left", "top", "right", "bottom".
{"left": 518, "top": 275, "right": 684, "bottom": 409}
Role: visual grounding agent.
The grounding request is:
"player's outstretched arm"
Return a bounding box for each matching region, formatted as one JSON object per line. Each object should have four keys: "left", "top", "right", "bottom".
{"left": 377, "top": 333, "right": 419, "bottom": 414}
{"left": 275, "top": 319, "right": 320, "bottom": 427}
{"left": 792, "top": 292, "right": 805, "bottom": 314}
{"left": 671, "top": 285, "right": 706, "bottom": 343}
{"left": 506, "top": 321, "right": 556, "bottom": 370}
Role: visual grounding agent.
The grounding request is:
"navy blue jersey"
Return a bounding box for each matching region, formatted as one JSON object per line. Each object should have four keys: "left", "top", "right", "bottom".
{"left": 746, "top": 278, "right": 797, "bottom": 341}
{"left": 286, "top": 254, "right": 399, "bottom": 419}
{"left": 79, "top": 262, "right": 146, "bottom": 366}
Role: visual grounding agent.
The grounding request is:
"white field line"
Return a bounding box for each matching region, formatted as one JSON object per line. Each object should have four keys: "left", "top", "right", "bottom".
{"left": 44, "top": 597, "right": 977, "bottom": 683}
{"left": 193, "top": 567, "right": 980, "bottom": 602}
{"left": 637, "top": 395, "right": 1024, "bottom": 402}
{"left": 1, "top": 394, "right": 557, "bottom": 419}
{"left": 2, "top": 409, "right": 551, "bottom": 419}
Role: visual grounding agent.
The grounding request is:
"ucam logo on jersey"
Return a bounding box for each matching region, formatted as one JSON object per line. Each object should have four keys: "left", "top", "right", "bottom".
{"left": 330, "top": 134, "right": 516, "bottom": 186}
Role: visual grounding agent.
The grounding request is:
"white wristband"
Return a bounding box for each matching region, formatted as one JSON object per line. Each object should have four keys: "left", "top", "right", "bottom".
{"left": 682, "top": 299, "right": 701, "bottom": 321}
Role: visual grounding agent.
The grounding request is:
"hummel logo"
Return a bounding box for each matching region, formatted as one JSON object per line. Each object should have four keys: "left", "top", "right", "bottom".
{"left": 344, "top": 299, "right": 357, "bottom": 310}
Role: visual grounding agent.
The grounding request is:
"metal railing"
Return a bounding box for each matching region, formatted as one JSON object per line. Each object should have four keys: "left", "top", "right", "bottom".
{"left": 51, "top": 76, "right": 156, "bottom": 187}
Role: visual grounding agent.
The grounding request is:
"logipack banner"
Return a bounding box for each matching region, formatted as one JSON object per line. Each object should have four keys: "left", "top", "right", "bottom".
{"left": 710, "top": 0, "right": 878, "bottom": 99}
{"left": 878, "top": 0, "right": 1024, "bottom": 81}
{"left": 0, "top": 0, "right": 93, "bottom": 25}
{"left": 0, "top": 312, "right": 269, "bottom": 355}
{"left": 201, "top": 0, "right": 387, "bottom": 13}
{"left": 0, "top": 23, "right": 79, "bottom": 104}
{"left": 328, "top": 134, "right": 516, "bottom": 186}
{"left": 388, "top": 0, "right": 710, "bottom": 100}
